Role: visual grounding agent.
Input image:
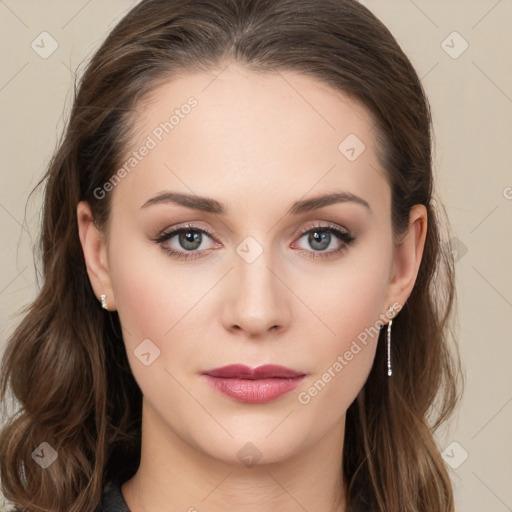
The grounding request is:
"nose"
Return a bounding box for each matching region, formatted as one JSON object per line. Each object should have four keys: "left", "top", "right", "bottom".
{"left": 220, "top": 243, "right": 291, "bottom": 338}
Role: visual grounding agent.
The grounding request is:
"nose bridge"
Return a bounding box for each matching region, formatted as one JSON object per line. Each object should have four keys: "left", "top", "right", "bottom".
{"left": 223, "top": 233, "right": 289, "bottom": 334}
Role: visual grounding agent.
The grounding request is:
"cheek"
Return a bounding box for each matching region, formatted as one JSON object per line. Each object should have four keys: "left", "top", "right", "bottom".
{"left": 107, "top": 245, "right": 196, "bottom": 417}
{"left": 107, "top": 228, "right": 175, "bottom": 356}
{"left": 296, "top": 317, "right": 379, "bottom": 424}
{"left": 107, "top": 230, "right": 213, "bottom": 383}
{"left": 306, "top": 249, "right": 390, "bottom": 341}
{"left": 107, "top": 216, "right": 197, "bottom": 335}
{"left": 299, "top": 254, "right": 390, "bottom": 410}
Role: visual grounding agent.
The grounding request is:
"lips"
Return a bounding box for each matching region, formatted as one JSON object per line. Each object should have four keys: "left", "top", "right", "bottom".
{"left": 201, "top": 364, "right": 305, "bottom": 379}
{"left": 201, "top": 364, "right": 306, "bottom": 404}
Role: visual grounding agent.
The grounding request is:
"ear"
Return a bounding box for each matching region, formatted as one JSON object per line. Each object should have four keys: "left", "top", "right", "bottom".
{"left": 383, "top": 204, "right": 428, "bottom": 317}
{"left": 77, "top": 201, "right": 116, "bottom": 311}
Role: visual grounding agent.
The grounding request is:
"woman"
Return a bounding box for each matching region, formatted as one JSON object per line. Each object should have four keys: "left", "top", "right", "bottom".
{"left": 0, "top": 0, "right": 463, "bottom": 510}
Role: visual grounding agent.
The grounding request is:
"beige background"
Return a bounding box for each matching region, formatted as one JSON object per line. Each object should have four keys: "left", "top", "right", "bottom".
{"left": 1, "top": 1, "right": 511, "bottom": 510}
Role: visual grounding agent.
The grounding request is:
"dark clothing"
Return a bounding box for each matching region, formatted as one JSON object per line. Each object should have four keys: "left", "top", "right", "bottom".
{"left": 96, "top": 479, "right": 130, "bottom": 512}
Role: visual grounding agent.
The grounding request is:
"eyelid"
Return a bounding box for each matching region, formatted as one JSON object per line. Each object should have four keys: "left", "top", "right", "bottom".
{"left": 153, "top": 222, "right": 217, "bottom": 243}
{"left": 152, "top": 220, "right": 355, "bottom": 259}
{"left": 290, "top": 220, "right": 352, "bottom": 240}
{"left": 153, "top": 220, "right": 352, "bottom": 243}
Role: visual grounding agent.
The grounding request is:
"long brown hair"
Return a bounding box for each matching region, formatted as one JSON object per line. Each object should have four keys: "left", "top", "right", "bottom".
{"left": 0, "top": 0, "right": 464, "bottom": 510}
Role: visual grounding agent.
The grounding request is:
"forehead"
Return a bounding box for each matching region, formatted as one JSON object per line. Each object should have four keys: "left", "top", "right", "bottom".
{"left": 112, "top": 63, "right": 389, "bottom": 216}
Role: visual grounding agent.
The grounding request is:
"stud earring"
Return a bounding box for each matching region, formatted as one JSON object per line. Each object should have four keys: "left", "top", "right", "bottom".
{"left": 101, "top": 293, "right": 108, "bottom": 310}
{"left": 386, "top": 305, "right": 394, "bottom": 377}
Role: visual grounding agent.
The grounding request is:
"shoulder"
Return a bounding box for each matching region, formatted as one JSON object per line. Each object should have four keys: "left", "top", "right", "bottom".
{"left": 0, "top": 480, "right": 130, "bottom": 512}
{"left": 95, "top": 479, "right": 131, "bottom": 512}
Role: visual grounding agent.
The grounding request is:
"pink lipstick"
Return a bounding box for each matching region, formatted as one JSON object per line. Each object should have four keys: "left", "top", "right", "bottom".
{"left": 201, "top": 364, "right": 306, "bottom": 404}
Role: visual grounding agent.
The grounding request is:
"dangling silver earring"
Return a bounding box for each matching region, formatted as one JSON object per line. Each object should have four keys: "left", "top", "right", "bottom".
{"left": 101, "top": 293, "right": 108, "bottom": 310}
{"left": 386, "top": 305, "right": 394, "bottom": 377}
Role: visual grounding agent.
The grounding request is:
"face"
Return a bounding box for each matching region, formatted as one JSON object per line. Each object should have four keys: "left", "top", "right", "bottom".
{"left": 84, "top": 63, "right": 408, "bottom": 466}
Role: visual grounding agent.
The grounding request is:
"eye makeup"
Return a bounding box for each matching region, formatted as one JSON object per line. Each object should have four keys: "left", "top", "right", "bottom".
{"left": 150, "top": 221, "right": 356, "bottom": 261}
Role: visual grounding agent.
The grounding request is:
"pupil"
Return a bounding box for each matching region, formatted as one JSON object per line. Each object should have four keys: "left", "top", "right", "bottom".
{"left": 310, "top": 231, "right": 330, "bottom": 251}
{"left": 181, "top": 231, "right": 201, "bottom": 249}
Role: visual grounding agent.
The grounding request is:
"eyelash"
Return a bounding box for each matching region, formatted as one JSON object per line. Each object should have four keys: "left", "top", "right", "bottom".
{"left": 152, "top": 222, "right": 356, "bottom": 261}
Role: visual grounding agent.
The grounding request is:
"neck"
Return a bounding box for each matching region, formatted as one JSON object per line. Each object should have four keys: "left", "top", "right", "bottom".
{"left": 122, "top": 399, "right": 348, "bottom": 512}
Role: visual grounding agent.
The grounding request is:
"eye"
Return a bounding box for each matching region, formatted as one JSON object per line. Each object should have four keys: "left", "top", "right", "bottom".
{"left": 152, "top": 223, "right": 219, "bottom": 260}
{"left": 152, "top": 221, "right": 356, "bottom": 261}
{"left": 291, "top": 222, "right": 356, "bottom": 259}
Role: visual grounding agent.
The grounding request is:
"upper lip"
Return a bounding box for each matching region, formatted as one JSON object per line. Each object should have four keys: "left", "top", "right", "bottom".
{"left": 202, "top": 364, "right": 305, "bottom": 379}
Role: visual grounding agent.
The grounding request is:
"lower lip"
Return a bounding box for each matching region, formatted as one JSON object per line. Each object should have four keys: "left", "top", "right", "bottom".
{"left": 203, "top": 375, "right": 305, "bottom": 404}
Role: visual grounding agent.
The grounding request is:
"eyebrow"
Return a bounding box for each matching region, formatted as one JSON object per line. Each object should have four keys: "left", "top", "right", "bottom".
{"left": 140, "top": 190, "right": 371, "bottom": 215}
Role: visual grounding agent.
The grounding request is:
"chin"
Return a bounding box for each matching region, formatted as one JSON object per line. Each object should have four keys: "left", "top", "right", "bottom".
{"left": 196, "top": 430, "right": 306, "bottom": 468}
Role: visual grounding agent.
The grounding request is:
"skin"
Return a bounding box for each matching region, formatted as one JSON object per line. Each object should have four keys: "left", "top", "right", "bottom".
{"left": 77, "top": 61, "right": 427, "bottom": 511}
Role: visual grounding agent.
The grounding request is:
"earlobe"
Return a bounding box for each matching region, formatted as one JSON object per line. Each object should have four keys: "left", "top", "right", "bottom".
{"left": 386, "top": 204, "right": 428, "bottom": 309}
{"left": 76, "top": 201, "right": 116, "bottom": 311}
